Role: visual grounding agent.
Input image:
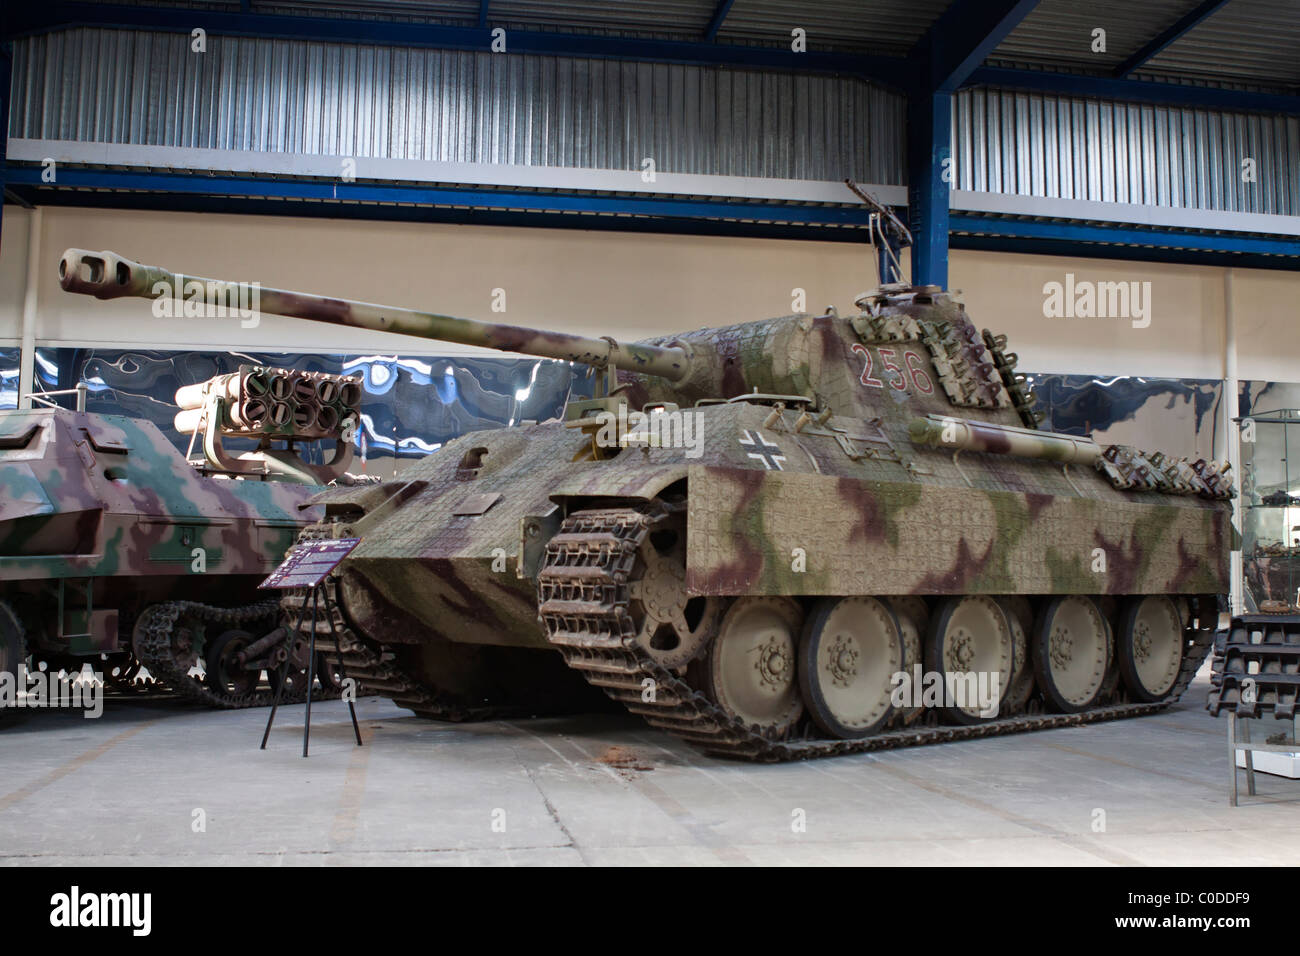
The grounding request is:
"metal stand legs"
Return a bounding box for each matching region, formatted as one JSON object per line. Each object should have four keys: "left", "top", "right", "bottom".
{"left": 261, "top": 584, "right": 363, "bottom": 757}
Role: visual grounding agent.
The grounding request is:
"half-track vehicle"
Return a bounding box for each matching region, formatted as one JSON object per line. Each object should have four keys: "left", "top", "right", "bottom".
{"left": 0, "top": 358, "right": 363, "bottom": 712}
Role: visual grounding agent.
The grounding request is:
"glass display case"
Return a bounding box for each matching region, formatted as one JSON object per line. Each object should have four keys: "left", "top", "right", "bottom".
{"left": 1240, "top": 408, "right": 1300, "bottom": 612}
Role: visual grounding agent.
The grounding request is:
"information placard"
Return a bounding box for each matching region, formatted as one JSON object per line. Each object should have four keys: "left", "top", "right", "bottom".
{"left": 258, "top": 538, "right": 361, "bottom": 590}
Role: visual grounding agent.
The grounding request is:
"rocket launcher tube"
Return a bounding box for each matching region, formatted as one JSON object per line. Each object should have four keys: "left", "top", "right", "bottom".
{"left": 909, "top": 414, "right": 1102, "bottom": 465}
{"left": 59, "top": 248, "right": 692, "bottom": 381}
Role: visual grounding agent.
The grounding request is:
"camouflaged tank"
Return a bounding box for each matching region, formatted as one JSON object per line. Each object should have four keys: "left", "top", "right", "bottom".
{"left": 59, "top": 248, "right": 1232, "bottom": 760}
{"left": 0, "top": 357, "right": 365, "bottom": 712}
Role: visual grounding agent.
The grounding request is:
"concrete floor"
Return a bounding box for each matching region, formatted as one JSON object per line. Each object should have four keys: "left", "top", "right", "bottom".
{"left": 2, "top": 666, "right": 1298, "bottom": 866}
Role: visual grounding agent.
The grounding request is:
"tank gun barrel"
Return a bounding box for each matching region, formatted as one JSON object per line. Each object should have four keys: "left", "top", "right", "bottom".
{"left": 58, "top": 248, "right": 692, "bottom": 381}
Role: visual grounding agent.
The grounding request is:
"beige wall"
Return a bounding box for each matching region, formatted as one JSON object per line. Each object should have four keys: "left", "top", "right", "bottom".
{"left": 0, "top": 206, "right": 868, "bottom": 355}
{"left": 2, "top": 205, "right": 1298, "bottom": 383}
{"left": 951, "top": 250, "right": 1230, "bottom": 381}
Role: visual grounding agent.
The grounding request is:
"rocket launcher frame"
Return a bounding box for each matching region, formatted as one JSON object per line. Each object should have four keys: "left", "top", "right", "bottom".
{"left": 174, "top": 364, "right": 361, "bottom": 485}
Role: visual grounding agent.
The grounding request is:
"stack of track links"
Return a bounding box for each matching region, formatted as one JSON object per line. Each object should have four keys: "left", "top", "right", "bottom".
{"left": 1208, "top": 614, "right": 1300, "bottom": 804}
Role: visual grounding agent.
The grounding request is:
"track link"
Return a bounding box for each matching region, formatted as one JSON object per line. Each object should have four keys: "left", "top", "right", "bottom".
{"left": 1209, "top": 615, "right": 1300, "bottom": 719}
{"left": 538, "top": 505, "right": 1216, "bottom": 762}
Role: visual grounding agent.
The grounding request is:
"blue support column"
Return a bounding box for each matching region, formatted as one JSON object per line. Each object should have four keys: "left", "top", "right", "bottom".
{"left": 903, "top": 1, "right": 1039, "bottom": 289}
{"left": 907, "top": 91, "right": 951, "bottom": 288}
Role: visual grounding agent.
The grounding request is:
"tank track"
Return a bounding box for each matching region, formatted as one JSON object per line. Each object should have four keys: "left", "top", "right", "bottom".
{"left": 538, "top": 505, "right": 1216, "bottom": 762}
{"left": 279, "top": 579, "right": 508, "bottom": 722}
{"left": 135, "top": 600, "right": 336, "bottom": 710}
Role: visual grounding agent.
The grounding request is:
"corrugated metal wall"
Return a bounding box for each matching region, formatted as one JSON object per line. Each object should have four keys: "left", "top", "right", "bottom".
{"left": 8, "top": 27, "right": 906, "bottom": 184}
{"left": 954, "top": 87, "right": 1300, "bottom": 215}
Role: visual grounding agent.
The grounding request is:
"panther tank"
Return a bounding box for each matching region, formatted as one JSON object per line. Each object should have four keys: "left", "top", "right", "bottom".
{"left": 58, "top": 247, "right": 1232, "bottom": 759}
{"left": 0, "top": 358, "right": 364, "bottom": 711}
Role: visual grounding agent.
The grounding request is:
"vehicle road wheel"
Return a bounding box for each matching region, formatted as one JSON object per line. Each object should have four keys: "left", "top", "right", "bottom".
{"left": 1033, "top": 596, "right": 1109, "bottom": 713}
{"left": 707, "top": 597, "right": 803, "bottom": 736}
{"left": 1117, "top": 595, "right": 1184, "bottom": 702}
{"left": 798, "top": 597, "right": 902, "bottom": 739}
{"left": 997, "top": 597, "right": 1035, "bottom": 715}
{"left": 925, "top": 595, "right": 1013, "bottom": 724}
{"left": 887, "top": 597, "right": 926, "bottom": 726}
{"left": 204, "top": 629, "right": 260, "bottom": 698}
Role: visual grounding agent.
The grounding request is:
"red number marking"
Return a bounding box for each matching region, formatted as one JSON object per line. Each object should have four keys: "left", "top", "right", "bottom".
{"left": 851, "top": 343, "right": 883, "bottom": 388}
{"left": 878, "top": 348, "right": 907, "bottom": 390}
{"left": 905, "top": 350, "right": 934, "bottom": 394}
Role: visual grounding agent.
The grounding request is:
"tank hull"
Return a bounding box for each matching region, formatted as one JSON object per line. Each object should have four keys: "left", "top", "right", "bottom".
{"left": 320, "top": 401, "right": 1227, "bottom": 658}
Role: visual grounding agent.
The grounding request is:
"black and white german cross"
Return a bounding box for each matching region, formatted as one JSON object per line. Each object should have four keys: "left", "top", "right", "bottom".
{"left": 739, "top": 430, "right": 786, "bottom": 470}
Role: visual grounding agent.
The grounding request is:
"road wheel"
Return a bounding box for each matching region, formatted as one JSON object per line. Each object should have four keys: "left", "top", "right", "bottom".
{"left": 1033, "top": 596, "right": 1109, "bottom": 712}
{"left": 925, "top": 595, "right": 1013, "bottom": 723}
{"left": 1117, "top": 595, "right": 1184, "bottom": 702}
{"left": 707, "top": 597, "right": 803, "bottom": 736}
{"left": 798, "top": 597, "right": 901, "bottom": 739}
{"left": 204, "top": 629, "right": 260, "bottom": 698}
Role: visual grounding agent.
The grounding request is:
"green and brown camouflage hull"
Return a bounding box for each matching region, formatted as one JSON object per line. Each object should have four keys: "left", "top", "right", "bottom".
{"left": 0, "top": 407, "right": 318, "bottom": 659}
{"left": 317, "top": 402, "right": 1227, "bottom": 652}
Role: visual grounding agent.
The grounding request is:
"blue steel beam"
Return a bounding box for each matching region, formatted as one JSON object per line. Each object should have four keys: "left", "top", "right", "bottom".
{"left": 950, "top": 233, "right": 1300, "bottom": 271}
{"left": 905, "top": 1, "right": 1039, "bottom": 287}
{"left": 9, "top": 185, "right": 871, "bottom": 245}
{"left": 704, "top": 0, "right": 736, "bottom": 42}
{"left": 8, "top": 165, "right": 1300, "bottom": 269}
{"left": 950, "top": 214, "right": 1300, "bottom": 258}
{"left": 1114, "top": 0, "right": 1234, "bottom": 78}
{"left": 910, "top": 0, "right": 1041, "bottom": 92}
{"left": 2, "top": 2, "right": 903, "bottom": 85}
{"left": 906, "top": 91, "right": 952, "bottom": 287}
{"left": 478, "top": 0, "right": 490, "bottom": 30}
{"left": 2, "top": 166, "right": 874, "bottom": 227}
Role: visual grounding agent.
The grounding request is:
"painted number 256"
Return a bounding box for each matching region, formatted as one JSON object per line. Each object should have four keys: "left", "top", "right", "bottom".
{"left": 851, "top": 345, "right": 933, "bottom": 394}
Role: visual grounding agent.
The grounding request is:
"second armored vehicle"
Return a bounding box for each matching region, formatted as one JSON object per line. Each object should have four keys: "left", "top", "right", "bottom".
{"left": 0, "top": 362, "right": 363, "bottom": 710}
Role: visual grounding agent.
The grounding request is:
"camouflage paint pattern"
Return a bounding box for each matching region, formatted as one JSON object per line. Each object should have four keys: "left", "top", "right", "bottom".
{"left": 0, "top": 408, "right": 317, "bottom": 583}
{"left": 0, "top": 405, "right": 323, "bottom": 658}
{"left": 57, "top": 253, "right": 1231, "bottom": 657}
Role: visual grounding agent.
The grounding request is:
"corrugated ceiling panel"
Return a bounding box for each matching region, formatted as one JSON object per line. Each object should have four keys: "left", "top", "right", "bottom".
{"left": 489, "top": 0, "right": 717, "bottom": 37}
{"left": 955, "top": 87, "right": 1300, "bottom": 215}
{"left": 9, "top": 27, "right": 906, "bottom": 183}
{"left": 1139, "top": 0, "right": 1300, "bottom": 87}
{"left": 717, "top": 0, "right": 951, "bottom": 56}
{"left": 991, "top": 0, "right": 1205, "bottom": 72}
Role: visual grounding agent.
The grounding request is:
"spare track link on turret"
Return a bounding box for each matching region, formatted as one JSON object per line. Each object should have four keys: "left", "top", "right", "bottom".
{"left": 538, "top": 505, "right": 1216, "bottom": 762}
{"left": 136, "top": 600, "right": 339, "bottom": 710}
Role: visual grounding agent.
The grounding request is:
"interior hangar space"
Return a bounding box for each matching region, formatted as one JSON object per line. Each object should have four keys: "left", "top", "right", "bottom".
{"left": 2, "top": 0, "right": 1300, "bottom": 876}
